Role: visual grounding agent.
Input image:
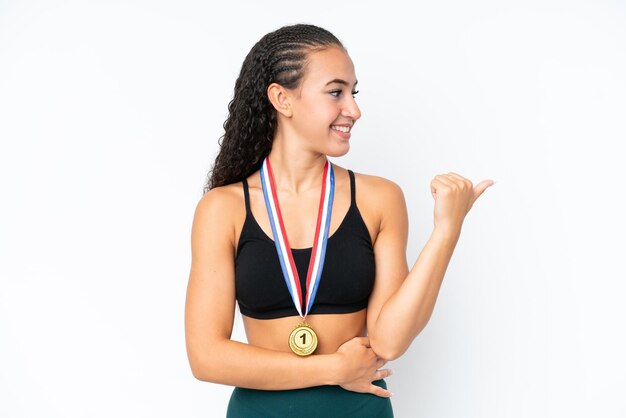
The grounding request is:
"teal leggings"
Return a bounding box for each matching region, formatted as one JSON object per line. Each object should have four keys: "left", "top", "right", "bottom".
{"left": 226, "top": 379, "right": 393, "bottom": 418}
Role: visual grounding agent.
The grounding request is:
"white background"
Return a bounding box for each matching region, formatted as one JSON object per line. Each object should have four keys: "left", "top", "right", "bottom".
{"left": 1, "top": 0, "right": 625, "bottom": 417}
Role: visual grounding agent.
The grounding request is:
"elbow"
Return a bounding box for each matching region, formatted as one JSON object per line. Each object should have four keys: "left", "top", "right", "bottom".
{"left": 186, "top": 336, "right": 235, "bottom": 383}
{"left": 375, "top": 347, "right": 406, "bottom": 362}
{"left": 369, "top": 337, "right": 407, "bottom": 362}
{"left": 189, "top": 363, "right": 209, "bottom": 382}
{"left": 369, "top": 318, "right": 430, "bottom": 361}
{"left": 187, "top": 350, "right": 222, "bottom": 383}
{"left": 188, "top": 357, "right": 213, "bottom": 382}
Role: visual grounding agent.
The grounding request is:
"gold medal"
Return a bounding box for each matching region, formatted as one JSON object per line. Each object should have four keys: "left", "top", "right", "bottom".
{"left": 288, "top": 321, "right": 318, "bottom": 356}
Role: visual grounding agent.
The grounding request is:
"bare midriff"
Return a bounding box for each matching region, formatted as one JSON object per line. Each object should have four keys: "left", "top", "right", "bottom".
{"left": 242, "top": 309, "right": 368, "bottom": 354}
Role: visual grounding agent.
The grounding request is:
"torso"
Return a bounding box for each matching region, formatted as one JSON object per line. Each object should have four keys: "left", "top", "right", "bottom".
{"left": 227, "top": 165, "right": 381, "bottom": 354}
{"left": 242, "top": 311, "right": 367, "bottom": 354}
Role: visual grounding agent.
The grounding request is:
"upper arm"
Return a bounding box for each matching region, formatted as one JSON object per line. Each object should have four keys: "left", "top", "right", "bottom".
{"left": 365, "top": 177, "right": 410, "bottom": 332}
{"left": 184, "top": 187, "right": 241, "bottom": 372}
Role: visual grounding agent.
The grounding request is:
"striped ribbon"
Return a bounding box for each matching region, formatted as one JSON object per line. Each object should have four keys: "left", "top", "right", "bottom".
{"left": 260, "top": 157, "right": 335, "bottom": 317}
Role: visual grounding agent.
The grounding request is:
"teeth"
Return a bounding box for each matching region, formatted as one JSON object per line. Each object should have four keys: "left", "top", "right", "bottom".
{"left": 332, "top": 125, "right": 351, "bottom": 133}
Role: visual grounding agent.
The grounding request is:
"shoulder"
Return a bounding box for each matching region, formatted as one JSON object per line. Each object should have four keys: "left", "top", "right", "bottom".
{"left": 195, "top": 182, "right": 243, "bottom": 215}
{"left": 346, "top": 169, "right": 408, "bottom": 240}
{"left": 191, "top": 182, "right": 245, "bottom": 245}
{"left": 351, "top": 171, "right": 406, "bottom": 207}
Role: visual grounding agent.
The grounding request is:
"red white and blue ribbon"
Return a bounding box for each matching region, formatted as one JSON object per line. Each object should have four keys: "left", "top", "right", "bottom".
{"left": 260, "top": 157, "right": 335, "bottom": 318}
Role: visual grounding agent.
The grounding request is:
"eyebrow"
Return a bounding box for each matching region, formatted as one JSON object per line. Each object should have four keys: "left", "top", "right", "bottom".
{"left": 325, "top": 79, "right": 359, "bottom": 87}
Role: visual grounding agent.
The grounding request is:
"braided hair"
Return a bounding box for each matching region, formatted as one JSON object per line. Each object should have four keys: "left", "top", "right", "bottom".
{"left": 204, "top": 24, "right": 344, "bottom": 192}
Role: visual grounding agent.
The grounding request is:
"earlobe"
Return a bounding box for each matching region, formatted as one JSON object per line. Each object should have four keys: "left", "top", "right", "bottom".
{"left": 267, "top": 83, "right": 293, "bottom": 118}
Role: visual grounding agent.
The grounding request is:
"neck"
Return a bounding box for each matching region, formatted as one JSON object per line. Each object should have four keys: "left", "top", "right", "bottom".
{"left": 266, "top": 137, "right": 328, "bottom": 194}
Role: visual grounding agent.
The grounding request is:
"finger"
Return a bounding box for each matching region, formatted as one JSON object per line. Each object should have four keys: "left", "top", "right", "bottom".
{"left": 446, "top": 171, "right": 465, "bottom": 178}
{"left": 430, "top": 177, "right": 453, "bottom": 198}
{"left": 376, "top": 358, "right": 387, "bottom": 369}
{"left": 369, "top": 384, "right": 392, "bottom": 398}
{"left": 472, "top": 179, "right": 495, "bottom": 201}
{"left": 433, "top": 174, "right": 456, "bottom": 187}
{"left": 376, "top": 368, "right": 394, "bottom": 380}
{"left": 446, "top": 172, "right": 473, "bottom": 188}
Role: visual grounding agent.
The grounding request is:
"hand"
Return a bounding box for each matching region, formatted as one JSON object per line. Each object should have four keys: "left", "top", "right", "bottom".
{"left": 430, "top": 172, "right": 494, "bottom": 233}
{"left": 333, "top": 337, "right": 393, "bottom": 398}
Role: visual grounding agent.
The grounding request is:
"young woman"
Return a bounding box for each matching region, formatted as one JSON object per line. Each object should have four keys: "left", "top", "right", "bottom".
{"left": 185, "top": 24, "right": 494, "bottom": 417}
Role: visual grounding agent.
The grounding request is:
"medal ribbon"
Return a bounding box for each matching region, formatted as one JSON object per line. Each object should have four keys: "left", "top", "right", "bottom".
{"left": 260, "top": 157, "right": 335, "bottom": 318}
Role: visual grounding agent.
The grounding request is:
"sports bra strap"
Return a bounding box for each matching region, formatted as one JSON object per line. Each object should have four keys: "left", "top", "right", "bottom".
{"left": 242, "top": 178, "right": 251, "bottom": 215}
{"left": 347, "top": 169, "right": 356, "bottom": 206}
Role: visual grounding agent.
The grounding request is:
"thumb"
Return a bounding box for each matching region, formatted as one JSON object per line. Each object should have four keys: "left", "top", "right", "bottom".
{"left": 473, "top": 179, "right": 495, "bottom": 202}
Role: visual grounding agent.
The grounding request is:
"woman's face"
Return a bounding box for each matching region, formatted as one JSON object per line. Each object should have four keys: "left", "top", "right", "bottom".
{"left": 286, "top": 46, "right": 361, "bottom": 157}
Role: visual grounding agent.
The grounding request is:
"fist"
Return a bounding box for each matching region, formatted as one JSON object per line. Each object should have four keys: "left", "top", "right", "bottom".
{"left": 430, "top": 172, "right": 494, "bottom": 232}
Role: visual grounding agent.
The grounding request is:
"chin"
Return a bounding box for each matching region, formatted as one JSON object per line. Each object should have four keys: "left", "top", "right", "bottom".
{"left": 326, "top": 144, "right": 350, "bottom": 158}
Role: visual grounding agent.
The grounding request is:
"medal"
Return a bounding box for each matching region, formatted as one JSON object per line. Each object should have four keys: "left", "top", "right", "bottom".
{"left": 260, "top": 157, "right": 334, "bottom": 356}
{"left": 288, "top": 321, "right": 318, "bottom": 356}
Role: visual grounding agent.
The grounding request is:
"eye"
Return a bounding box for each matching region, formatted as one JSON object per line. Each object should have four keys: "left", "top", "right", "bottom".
{"left": 329, "top": 89, "right": 359, "bottom": 98}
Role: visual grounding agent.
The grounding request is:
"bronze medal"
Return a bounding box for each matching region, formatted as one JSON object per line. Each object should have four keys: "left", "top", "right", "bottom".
{"left": 288, "top": 321, "right": 318, "bottom": 356}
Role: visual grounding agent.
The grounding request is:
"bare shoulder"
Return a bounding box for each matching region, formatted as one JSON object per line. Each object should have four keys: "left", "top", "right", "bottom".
{"left": 344, "top": 170, "right": 407, "bottom": 243}
{"left": 352, "top": 171, "right": 406, "bottom": 209}
{"left": 192, "top": 182, "right": 245, "bottom": 246}
{"left": 195, "top": 182, "right": 242, "bottom": 214}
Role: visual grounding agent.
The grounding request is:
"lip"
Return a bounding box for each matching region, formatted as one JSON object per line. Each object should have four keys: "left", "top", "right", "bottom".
{"left": 331, "top": 124, "right": 353, "bottom": 140}
{"left": 331, "top": 126, "right": 351, "bottom": 140}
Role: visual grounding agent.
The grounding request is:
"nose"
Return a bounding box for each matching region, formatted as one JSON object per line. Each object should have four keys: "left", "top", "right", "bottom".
{"left": 342, "top": 95, "right": 361, "bottom": 122}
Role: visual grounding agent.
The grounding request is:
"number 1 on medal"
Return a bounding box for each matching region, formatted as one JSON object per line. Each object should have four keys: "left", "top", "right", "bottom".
{"left": 288, "top": 323, "right": 318, "bottom": 356}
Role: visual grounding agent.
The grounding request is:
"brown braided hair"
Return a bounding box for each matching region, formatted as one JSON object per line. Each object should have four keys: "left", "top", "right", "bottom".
{"left": 204, "top": 24, "right": 345, "bottom": 192}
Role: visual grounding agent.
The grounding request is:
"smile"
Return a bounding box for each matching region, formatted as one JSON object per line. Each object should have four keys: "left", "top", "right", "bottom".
{"left": 331, "top": 125, "right": 351, "bottom": 133}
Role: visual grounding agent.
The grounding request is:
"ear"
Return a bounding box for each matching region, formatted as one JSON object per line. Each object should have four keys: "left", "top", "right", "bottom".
{"left": 267, "top": 83, "right": 293, "bottom": 118}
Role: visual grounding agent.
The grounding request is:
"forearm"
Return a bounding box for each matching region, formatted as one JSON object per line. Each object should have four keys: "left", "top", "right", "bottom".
{"left": 189, "top": 338, "right": 337, "bottom": 390}
{"left": 370, "top": 226, "right": 461, "bottom": 359}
